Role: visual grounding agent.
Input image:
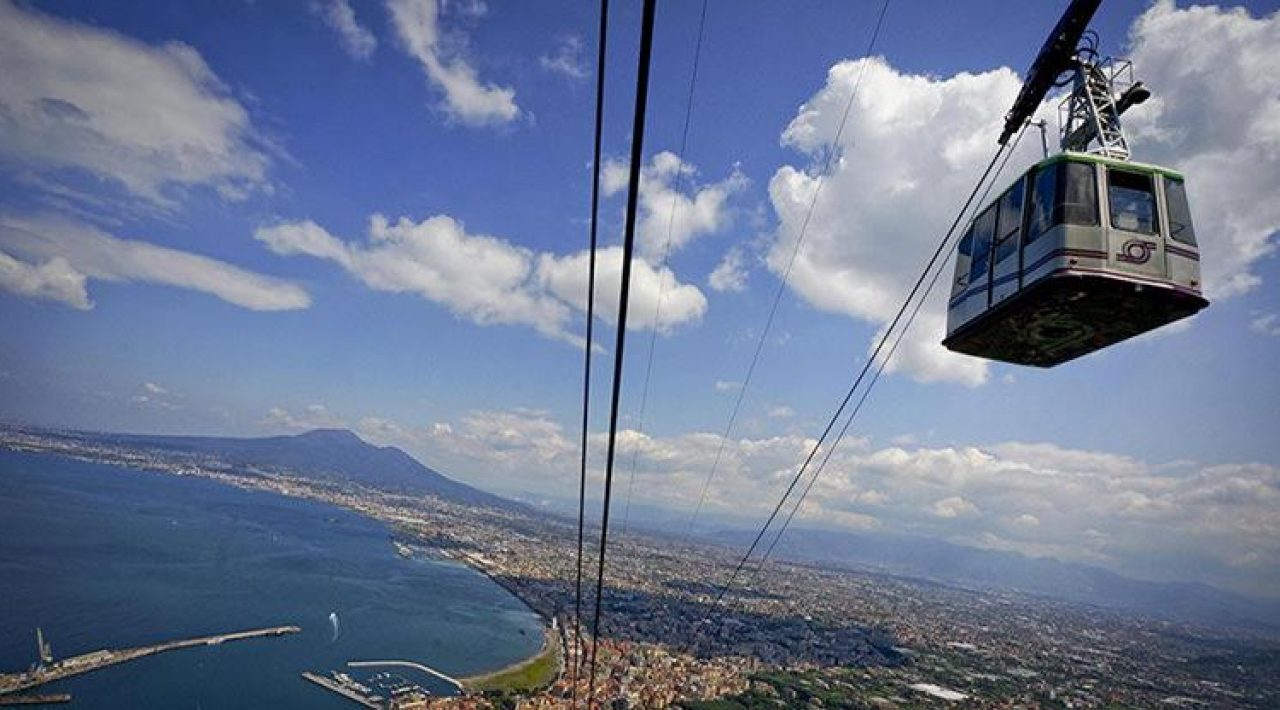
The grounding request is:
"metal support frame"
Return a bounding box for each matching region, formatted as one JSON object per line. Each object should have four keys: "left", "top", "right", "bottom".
{"left": 1059, "top": 57, "right": 1139, "bottom": 160}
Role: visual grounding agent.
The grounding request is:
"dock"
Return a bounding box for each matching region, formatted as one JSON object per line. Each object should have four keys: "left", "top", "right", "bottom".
{"left": 0, "top": 626, "right": 300, "bottom": 696}
{"left": 301, "top": 671, "right": 383, "bottom": 709}
{"left": 0, "top": 695, "right": 72, "bottom": 706}
{"left": 348, "top": 660, "right": 466, "bottom": 694}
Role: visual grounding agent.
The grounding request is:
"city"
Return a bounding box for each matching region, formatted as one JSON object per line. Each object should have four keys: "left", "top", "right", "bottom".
{"left": 3, "top": 425, "right": 1275, "bottom": 708}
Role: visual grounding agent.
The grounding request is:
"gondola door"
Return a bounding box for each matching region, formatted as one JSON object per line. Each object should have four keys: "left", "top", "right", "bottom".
{"left": 1104, "top": 167, "right": 1166, "bottom": 281}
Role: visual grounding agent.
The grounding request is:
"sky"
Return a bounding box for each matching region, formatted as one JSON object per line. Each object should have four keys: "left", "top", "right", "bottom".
{"left": 0, "top": 0, "right": 1278, "bottom": 599}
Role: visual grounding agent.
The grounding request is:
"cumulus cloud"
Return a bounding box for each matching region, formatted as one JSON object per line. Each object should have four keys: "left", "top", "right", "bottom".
{"left": 256, "top": 214, "right": 706, "bottom": 343}
{"left": 263, "top": 404, "right": 345, "bottom": 431}
{"left": 0, "top": 250, "right": 90, "bottom": 309}
{"left": 536, "top": 246, "right": 707, "bottom": 334}
{"left": 931, "top": 495, "right": 979, "bottom": 519}
{"left": 1250, "top": 312, "right": 1280, "bottom": 337}
{"left": 604, "top": 152, "right": 747, "bottom": 260}
{"left": 539, "top": 35, "right": 588, "bottom": 80}
{"left": 131, "top": 382, "right": 182, "bottom": 410}
{"left": 708, "top": 247, "right": 749, "bottom": 293}
{"left": 767, "top": 2, "right": 1280, "bottom": 385}
{"left": 0, "top": 214, "right": 309, "bottom": 311}
{"left": 365, "top": 407, "right": 1280, "bottom": 596}
{"left": 768, "top": 58, "right": 1022, "bottom": 386}
{"left": 387, "top": 0, "right": 519, "bottom": 125}
{"left": 0, "top": 0, "right": 269, "bottom": 206}
{"left": 258, "top": 215, "right": 572, "bottom": 338}
{"left": 1125, "top": 0, "right": 1280, "bottom": 298}
{"left": 313, "top": 0, "right": 378, "bottom": 60}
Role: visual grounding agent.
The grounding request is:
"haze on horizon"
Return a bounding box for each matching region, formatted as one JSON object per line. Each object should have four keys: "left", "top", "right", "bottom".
{"left": 0, "top": 0, "right": 1277, "bottom": 603}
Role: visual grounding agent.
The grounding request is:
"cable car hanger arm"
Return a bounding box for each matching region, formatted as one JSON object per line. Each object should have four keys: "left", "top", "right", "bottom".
{"left": 1000, "top": 0, "right": 1103, "bottom": 145}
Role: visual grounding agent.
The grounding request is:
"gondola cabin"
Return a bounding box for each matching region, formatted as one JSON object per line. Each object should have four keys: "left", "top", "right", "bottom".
{"left": 943, "top": 152, "right": 1208, "bottom": 367}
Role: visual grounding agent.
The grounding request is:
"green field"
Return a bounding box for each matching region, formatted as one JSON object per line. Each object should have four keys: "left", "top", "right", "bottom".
{"left": 463, "top": 629, "right": 561, "bottom": 695}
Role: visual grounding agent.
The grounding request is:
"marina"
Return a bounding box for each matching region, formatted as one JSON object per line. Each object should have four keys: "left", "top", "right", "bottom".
{"left": 302, "top": 668, "right": 435, "bottom": 709}
{"left": 301, "top": 671, "right": 384, "bottom": 709}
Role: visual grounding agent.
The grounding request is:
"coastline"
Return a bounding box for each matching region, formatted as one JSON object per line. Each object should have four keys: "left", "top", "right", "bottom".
{"left": 409, "top": 541, "right": 566, "bottom": 695}
{"left": 0, "top": 442, "right": 562, "bottom": 699}
{"left": 457, "top": 623, "right": 560, "bottom": 694}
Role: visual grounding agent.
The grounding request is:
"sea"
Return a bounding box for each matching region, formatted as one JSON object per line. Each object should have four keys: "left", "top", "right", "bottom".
{"left": 0, "top": 449, "right": 544, "bottom": 707}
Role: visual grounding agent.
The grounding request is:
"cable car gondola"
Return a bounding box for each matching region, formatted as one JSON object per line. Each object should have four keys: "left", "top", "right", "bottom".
{"left": 943, "top": 151, "right": 1208, "bottom": 367}
{"left": 941, "top": 1, "right": 1208, "bottom": 367}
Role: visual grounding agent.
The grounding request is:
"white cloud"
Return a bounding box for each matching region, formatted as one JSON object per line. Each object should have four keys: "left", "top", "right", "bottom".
{"left": 536, "top": 246, "right": 707, "bottom": 334}
{"left": 708, "top": 247, "right": 749, "bottom": 293}
{"left": 768, "top": 58, "right": 1023, "bottom": 387}
{"left": 374, "top": 408, "right": 1280, "bottom": 596}
{"left": 131, "top": 382, "right": 181, "bottom": 410}
{"left": 1250, "top": 312, "right": 1280, "bottom": 337}
{"left": 387, "top": 0, "right": 519, "bottom": 126}
{"left": 0, "top": 250, "right": 90, "bottom": 309}
{"left": 714, "top": 380, "right": 742, "bottom": 392}
{"left": 767, "top": 3, "right": 1280, "bottom": 386}
{"left": 1125, "top": 0, "right": 1280, "bottom": 299}
{"left": 0, "top": 0, "right": 269, "bottom": 206}
{"left": 539, "top": 35, "right": 587, "bottom": 80}
{"left": 313, "top": 0, "right": 378, "bottom": 60}
{"left": 604, "top": 152, "right": 746, "bottom": 260}
{"left": 263, "top": 404, "right": 345, "bottom": 431}
{"left": 1, "top": 214, "right": 309, "bottom": 311}
{"left": 767, "top": 405, "right": 795, "bottom": 419}
{"left": 256, "top": 214, "right": 707, "bottom": 343}
{"left": 258, "top": 214, "right": 571, "bottom": 339}
{"left": 931, "top": 495, "right": 979, "bottom": 519}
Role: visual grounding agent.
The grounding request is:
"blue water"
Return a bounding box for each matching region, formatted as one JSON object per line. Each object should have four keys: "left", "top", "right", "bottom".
{"left": 0, "top": 450, "right": 543, "bottom": 707}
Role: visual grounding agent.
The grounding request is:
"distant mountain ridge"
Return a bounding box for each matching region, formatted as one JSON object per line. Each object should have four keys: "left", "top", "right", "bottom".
{"left": 83, "top": 427, "right": 519, "bottom": 511}
{"left": 712, "top": 526, "right": 1280, "bottom": 633}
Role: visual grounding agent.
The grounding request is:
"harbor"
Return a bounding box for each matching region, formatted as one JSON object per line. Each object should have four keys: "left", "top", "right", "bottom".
{"left": 0, "top": 626, "right": 300, "bottom": 698}
{"left": 301, "top": 668, "right": 433, "bottom": 709}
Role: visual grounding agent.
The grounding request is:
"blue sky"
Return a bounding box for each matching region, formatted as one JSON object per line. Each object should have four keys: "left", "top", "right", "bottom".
{"left": 1, "top": 0, "right": 1278, "bottom": 597}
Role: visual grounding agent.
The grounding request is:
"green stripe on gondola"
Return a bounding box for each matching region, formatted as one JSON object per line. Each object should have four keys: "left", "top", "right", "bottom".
{"left": 1034, "top": 151, "right": 1185, "bottom": 180}
{"left": 977, "top": 150, "right": 1185, "bottom": 213}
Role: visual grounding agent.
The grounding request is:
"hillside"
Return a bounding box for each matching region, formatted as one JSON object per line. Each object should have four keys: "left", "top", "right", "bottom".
{"left": 83, "top": 428, "right": 518, "bottom": 511}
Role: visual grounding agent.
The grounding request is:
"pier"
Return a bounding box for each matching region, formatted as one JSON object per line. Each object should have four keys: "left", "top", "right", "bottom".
{"left": 347, "top": 660, "right": 466, "bottom": 694}
{"left": 0, "top": 695, "right": 71, "bottom": 706}
{"left": 0, "top": 625, "right": 300, "bottom": 696}
{"left": 301, "top": 671, "right": 383, "bottom": 709}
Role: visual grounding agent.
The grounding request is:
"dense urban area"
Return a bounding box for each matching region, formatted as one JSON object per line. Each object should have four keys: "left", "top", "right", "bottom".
{"left": 3, "top": 425, "right": 1278, "bottom": 709}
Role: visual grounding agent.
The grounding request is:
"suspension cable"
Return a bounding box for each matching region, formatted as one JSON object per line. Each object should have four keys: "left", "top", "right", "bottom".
{"left": 680, "top": 0, "right": 892, "bottom": 548}
{"left": 748, "top": 123, "right": 1031, "bottom": 582}
{"left": 570, "top": 0, "right": 610, "bottom": 701}
{"left": 620, "top": 0, "right": 711, "bottom": 537}
{"left": 709, "top": 139, "right": 1011, "bottom": 612}
{"left": 585, "top": 0, "right": 658, "bottom": 706}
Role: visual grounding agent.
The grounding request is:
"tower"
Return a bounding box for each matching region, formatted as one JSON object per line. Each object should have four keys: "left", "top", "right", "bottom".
{"left": 36, "top": 627, "right": 53, "bottom": 665}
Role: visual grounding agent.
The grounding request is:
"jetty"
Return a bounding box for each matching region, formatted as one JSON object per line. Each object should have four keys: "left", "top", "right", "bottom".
{"left": 347, "top": 660, "right": 466, "bottom": 694}
{"left": 0, "top": 694, "right": 71, "bottom": 705}
{"left": 301, "top": 671, "right": 383, "bottom": 709}
{"left": 0, "top": 626, "right": 300, "bottom": 696}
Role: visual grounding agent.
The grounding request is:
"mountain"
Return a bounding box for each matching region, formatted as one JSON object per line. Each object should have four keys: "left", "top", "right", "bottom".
{"left": 83, "top": 428, "right": 518, "bottom": 511}
{"left": 712, "top": 526, "right": 1280, "bottom": 632}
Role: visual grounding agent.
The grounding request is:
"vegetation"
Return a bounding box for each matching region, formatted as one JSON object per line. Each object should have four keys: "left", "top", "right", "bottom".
{"left": 464, "top": 629, "right": 561, "bottom": 695}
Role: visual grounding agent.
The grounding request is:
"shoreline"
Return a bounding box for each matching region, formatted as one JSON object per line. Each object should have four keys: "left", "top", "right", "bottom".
{"left": 403, "top": 540, "right": 566, "bottom": 694}
{"left": 0, "top": 444, "right": 563, "bottom": 698}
